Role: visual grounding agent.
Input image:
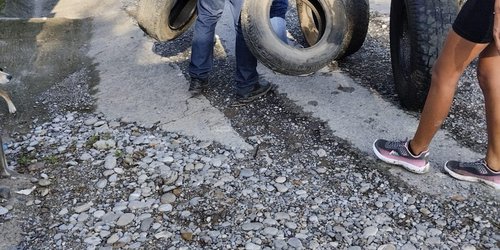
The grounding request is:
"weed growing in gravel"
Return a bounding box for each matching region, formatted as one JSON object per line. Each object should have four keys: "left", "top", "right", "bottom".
{"left": 18, "top": 153, "right": 36, "bottom": 167}
{"left": 85, "top": 135, "right": 99, "bottom": 148}
{"left": 43, "top": 155, "right": 59, "bottom": 165}
{"left": 85, "top": 133, "right": 113, "bottom": 149}
{"left": 114, "top": 149, "right": 123, "bottom": 158}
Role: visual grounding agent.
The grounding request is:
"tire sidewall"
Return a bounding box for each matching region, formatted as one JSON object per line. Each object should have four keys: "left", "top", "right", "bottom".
{"left": 390, "top": 0, "right": 459, "bottom": 110}
{"left": 137, "top": 0, "right": 196, "bottom": 41}
{"left": 242, "top": 0, "right": 347, "bottom": 75}
{"left": 390, "top": 0, "right": 417, "bottom": 108}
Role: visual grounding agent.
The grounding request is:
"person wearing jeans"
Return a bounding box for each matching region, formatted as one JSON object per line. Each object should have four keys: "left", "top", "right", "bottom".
{"left": 188, "top": 0, "right": 288, "bottom": 104}
{"left": 270, "top": 0, "right": 289, "bottom": 43}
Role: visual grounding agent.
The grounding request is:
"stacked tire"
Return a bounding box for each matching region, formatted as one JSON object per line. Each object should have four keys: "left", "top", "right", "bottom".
{"left": 241, "top": 0, "right": 369, "bottom": 75}
{"left": 241, "top": 0, "right": 351, "bottom": 76}
{"left": 135, "top": 0, "right": 369, "bottom": 76}
{"left": 296, "top": 0, "right": 369, "bottom": 59}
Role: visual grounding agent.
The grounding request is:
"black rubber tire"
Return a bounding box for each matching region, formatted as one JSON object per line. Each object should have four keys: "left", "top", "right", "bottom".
{"left": 390, "top": 0, "right": 459, "bottom": 110}
{"left": 241, "top": 0, "right": 347, "bottom": 75}
{"left": 297, "top": 0, "right": 369, "bottom": 59}
{"left": 341, "top": 0, "right": 369, "bottom": 58}
{"left": 136, "top": 0, "right": 197, "bottom": 41}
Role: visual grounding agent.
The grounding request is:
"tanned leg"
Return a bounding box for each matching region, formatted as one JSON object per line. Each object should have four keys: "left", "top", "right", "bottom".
{"left": 477, "top": 43, "right": 500, "bottom": 171}
{"left": 409, "top": 30, "right": 488, "bottom": 154}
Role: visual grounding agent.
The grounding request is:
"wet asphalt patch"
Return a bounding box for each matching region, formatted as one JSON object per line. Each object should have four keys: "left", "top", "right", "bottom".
{"left": 0, "top": 17, "right": 97, "bottom": 138}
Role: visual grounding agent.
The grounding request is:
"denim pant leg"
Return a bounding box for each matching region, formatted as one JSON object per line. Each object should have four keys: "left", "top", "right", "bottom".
{"left": 270, "top": 17, "right": 288, "bottom": 43}
{"left": 232, "top": 0, "right": 259, "bottom": 95}
{"left": 188, "top": 0, "right": 226, "bottom": 80}
{"left": 270, "top": 0, "right": 289, "bottom": 42}
{"left": 270, "top": 0, "right": 288, "bottom": 19}
{"left": 233, "top": 0, "right": 289, "bottom": 95}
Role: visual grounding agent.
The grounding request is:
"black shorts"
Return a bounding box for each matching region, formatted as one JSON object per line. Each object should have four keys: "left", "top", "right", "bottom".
{"left": 453, "top": 0, "right": 495, "bottom": 43}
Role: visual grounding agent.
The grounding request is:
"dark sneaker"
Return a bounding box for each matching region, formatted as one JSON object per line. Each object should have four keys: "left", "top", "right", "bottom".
{"left": 373, "top": 139, "right": 430, "bottom": 174}
{"left": 234, "top": 82, "right": 275, "bottom": 105}
{"left": 444, "top": 159, "right": 500, "bottom": 190}
{"left": 189, "top": 78, "right": 209, "bottom": 96}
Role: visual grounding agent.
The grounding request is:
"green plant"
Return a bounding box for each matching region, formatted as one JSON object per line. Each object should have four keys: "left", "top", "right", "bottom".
{"left": 85, "top": 135, "right": 99, "bottom": 148}
{"left": 18, "top": 153, "right": 35, "bottom": 167}
{"left": 114, "top": 149, "right": 123, "bottom": 158}
{"left": 43, "top": 155, "right": 59, "bottom": 165}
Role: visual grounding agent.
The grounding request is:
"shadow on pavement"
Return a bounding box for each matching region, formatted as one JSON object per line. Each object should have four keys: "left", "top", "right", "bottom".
{"left": 0, "top": 0, "right": 98, "bottom": 140}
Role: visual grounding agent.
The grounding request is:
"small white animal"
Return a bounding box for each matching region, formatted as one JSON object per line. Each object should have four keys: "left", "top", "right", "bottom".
{"left": 0, "top": 68, "right": 16, "bottom": 114}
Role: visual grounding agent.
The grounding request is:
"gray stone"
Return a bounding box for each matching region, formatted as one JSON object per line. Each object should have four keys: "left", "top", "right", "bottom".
{"left": 240, "top": 169, "right": 254, "bottom": 178}
{"left": 74, "top": 202, "right": 93, "bottom": 213}
{"left": 140, "top": 218, "right": 154, "bottom": 232}
{"left": 83, "top": 236, "right": 101, "bottom": 245}
{"left": 245, "top": 242, "right": 261, "bottom": 250}
{"left": 0, "top": 206, "right": 8, "bottom": 215}
{"left": 116, "top": 213, "right": 135, "bottom": 226}
{"left": 287, "top": 238, "right": 303, "bottom": 249}
{"left": 242, "top": 223, "right": 263, "bottom": 231}
{"left": 104, "top": 155, "right": 117, "bottom": 170}
{"left": 160, "top": 193, "right": 176, "bottom": 204}
{"left": 107, "top": 233, "right": 120, "bottom": 244}
{"left": 158, "top": 204, "right": 173, "bottom": 212}
{"left": 0, "top": 187, "right": 11, "bottom": 200}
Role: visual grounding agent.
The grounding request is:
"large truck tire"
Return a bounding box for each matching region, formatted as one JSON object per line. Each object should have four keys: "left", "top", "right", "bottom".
{"left": 241, "top": 0, "right": 347, "bottom": 76}
{"left": 390, "top": 0, "right": 459, "bottom": 110}
{"left": 297, "top": 0, "right": 369, "bottom": 59}
{"left": 136, "top": 0, "right": 197, "bottom": 41}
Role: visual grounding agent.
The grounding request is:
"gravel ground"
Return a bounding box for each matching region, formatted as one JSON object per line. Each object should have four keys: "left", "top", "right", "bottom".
{"left": 0, "top": 3, "right": 499, "bottom": 250}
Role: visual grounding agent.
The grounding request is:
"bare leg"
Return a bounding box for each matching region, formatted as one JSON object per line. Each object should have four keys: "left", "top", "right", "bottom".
{"left": 477, "top": 43, "right": 500, "bottom": 171}
{"left": 409, "top": 30, "right": 488, "bottom": 154}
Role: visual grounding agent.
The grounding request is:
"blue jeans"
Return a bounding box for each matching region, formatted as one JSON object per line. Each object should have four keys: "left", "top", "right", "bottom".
{"left": 189, "top": 0, "right": 288, "bottom": 95}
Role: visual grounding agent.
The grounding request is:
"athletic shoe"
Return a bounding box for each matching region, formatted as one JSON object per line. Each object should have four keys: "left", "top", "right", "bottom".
{"left": 373, "top": 139, "right": 430, "bottom": 174}
{"left": 188, "top": 78, "right": 209, "bottom": 96}
{"left": 444, "top": 159, "right": 500, "bottom": 190}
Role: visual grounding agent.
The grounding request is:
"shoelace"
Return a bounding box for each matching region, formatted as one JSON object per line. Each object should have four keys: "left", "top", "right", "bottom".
{"left": 386, "top": 140, "right": 408, "bottom": 152}
{"left": 463, "top": 159, "right": 485, "bottom": 167}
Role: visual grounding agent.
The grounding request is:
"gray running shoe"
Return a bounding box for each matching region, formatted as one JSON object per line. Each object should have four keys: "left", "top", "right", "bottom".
{"left": 444, "top": 159, "right": 500, "bottom": 190}
{"left": 373, "top": 139, "right": 430, "bottom": 174}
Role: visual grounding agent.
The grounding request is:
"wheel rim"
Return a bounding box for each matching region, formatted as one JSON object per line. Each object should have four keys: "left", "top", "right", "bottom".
{"left": 169, "top": 0, "right": 197, "bottom": 30}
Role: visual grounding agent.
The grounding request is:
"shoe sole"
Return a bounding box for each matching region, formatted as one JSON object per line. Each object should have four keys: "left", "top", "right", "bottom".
{"left": 444, "top": 162, "right": 500, "bottom": 190}
{"left": 372, "top": 141, "right": 430, "bottom": 174}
